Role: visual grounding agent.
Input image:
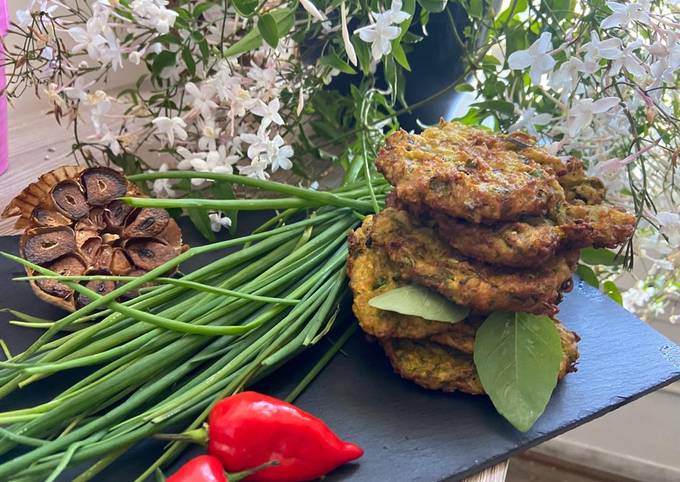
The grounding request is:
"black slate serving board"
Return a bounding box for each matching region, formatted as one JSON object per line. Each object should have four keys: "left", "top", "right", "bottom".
{"left": 1, "top": 217, "right": 680, "bottom": 482}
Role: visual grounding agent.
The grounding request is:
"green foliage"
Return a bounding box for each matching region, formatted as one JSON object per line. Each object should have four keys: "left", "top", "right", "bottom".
{"left": 474, "top": 312, "right": 563, "bottom": 431}
{"left": 368, "top": 285, "right": 470, "bottom": 323}
{"left": 258, "top": 13, "right": 280, "bottom": 48}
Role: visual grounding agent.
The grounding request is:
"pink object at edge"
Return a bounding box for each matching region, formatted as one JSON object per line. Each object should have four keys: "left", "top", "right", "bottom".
{"left": 0, "top": 0, "right": 8, "bottom": 175}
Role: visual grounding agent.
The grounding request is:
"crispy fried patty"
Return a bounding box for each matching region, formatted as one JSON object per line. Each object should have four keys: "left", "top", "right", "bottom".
{"left": 348, "top": 214, "right": 478, "bottom": 349}
{"left": 375, "top": 122, "right": 566, "bottom": 223}
{"left": 365, "top": 208, "right": 577, "bottom": 315}
{"left": 432, "top": 203, "right": 635, "bottom": 268}
{"left": 382, "top": 323, "right": 579, "bottom": 395}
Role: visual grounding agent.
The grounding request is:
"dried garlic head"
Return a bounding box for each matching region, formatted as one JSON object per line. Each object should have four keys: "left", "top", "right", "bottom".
{"left": 2, "top": 166, "right": 187, "bottom": 311}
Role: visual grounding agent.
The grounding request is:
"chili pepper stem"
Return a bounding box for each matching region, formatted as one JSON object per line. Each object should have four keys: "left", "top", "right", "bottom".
{"left": 228, "top": 460, "right": 279, "bottom": 482}
{"left": 154, "top": 427, "right": 208, "bottom": 446}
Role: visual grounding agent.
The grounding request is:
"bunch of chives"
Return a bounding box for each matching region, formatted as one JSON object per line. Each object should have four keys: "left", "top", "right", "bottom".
{"left": 0, "top": 173, "right": 388, "bottom": 481}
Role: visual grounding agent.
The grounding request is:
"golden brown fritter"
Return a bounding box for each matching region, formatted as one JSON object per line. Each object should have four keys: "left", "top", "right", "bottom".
{"left": 382, "top": 322, "right": 579, "bottom": 395}
{"left": 348, "top": 214, "right": 478, "bottom": 343}
{"left": 375, "top": 122, "right": 566, "bottom": 223}
{"left": 367, "top": 208, "right": 577, "bottom": 315}
{"left": 433, "top": 214, "right": 562, "bottom": 268}
{"left": 559, "top": 157, "right": 606, "bottom": 205}
{"left": 382, "top": 338, "right": 485, "bottom": 394}
{"left": 500, "top": 133, "right": 606, "bottom": 205}
{"left": 432, "top": 203, "right": 635, "bottom": 268}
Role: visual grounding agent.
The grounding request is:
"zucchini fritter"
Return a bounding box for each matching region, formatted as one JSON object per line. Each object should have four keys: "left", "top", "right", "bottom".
{"left": 432, "top": 203, "right": 635, "bottom": 268}
{"left": 382, "top": 323, "right": 579, "bottom": 395}
{"left": 367, "top": 208, "right": 577, "bottom": 315}
{"left": 375, "top": 121, "right": 565, "bottom": 223}
{"left": 348, "top": 214, "right": 477, "bottom": 347}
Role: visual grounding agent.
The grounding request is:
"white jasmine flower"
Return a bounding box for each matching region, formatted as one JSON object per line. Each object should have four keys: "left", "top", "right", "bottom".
{"left": 152, "top": 116, "right": 188, "bottom": 146}
{"left": 507, "top": 32, "right": 556, "bottom": 85}
{"left": 609, "top": 40, "right": 646, "bottom": 78}
{"left": 355, "top": 13, "right": 402, "bottom": 62}
{"left": 341, "top": 1, "right": 357, "bottom": 66}
{"left": 85, "top": 90, "right": 113, "bottom": 135}
{"left": 128, "top": 49, "right": 145, "bottom": 65}
{"left": 600, "top": 1, "right": 651, "bottom": 29}
{"left": 151, "top": 163, "right": 176, "bottom": 198}
{"left": 300, "top": 0, "right": 326, "bottom": 22}
{"left": 176, "top": 147, "right": 206, "bottom": 170}
{"left": 185, "top": 82, "right": 218, "bottom": 118}
{"left": 385, "top": 0, "right": 410, "bottom": 24}
{"left": 209, "top": 212, "right": 232, "bottom": 232}
{"left": 250, "top": 98, "right": 284, "bottom": 129}
{"left": 206, "top": 145, "right": 239, "bottom": 174}
{"left": 240, "top": 129, "right": 271, "bottom": 161}
{"left": 582, "top": 31, "right": 622, "bottom": 63}
{"left": 566, "top": 97, "right": 620, "bottom": 137}
{"left": 98, "top": 127, "right": 122, "bottom": 155}
{"left": 239, "top": 159, "right": 270, "bottom": 180}
{"left": 63, "top": 77, "right": 94, "bottom": 102}
{"left": 549, "top": 57, "right": 585, "bottom": 92}
{"left": 197, "top": 119, "right": 222, "bottom": 152}
{"left": 269, "top": 135, "right": 294, "bottom": 172}
{"left": 509, "top": 107, "right": 552, "bottom": 136}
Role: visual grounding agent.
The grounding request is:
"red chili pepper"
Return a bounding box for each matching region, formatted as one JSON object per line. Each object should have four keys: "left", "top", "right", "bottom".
{"left": 207, "top": 391, "right": 364, "bottom": 482}
{"left": 167, "top": 455, "right": 226, "bottom": 482}
{"left": 167, "top": 455, "right": 277, "bottom": 482}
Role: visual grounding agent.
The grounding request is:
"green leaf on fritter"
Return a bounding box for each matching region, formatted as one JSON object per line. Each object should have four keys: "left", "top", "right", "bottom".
{"left": 603, "top": 280, "right": 623, "bottom": 305}
{"left": 474, "top": 312, "right": 563, "bottom": 432}
{"left": 580, "top": 247, "right": 623, "bottom": 266}
{"left": 368, "top": 285, "right": 469, "bottom": 323}
{"left": 576, "top": 263, "right": 599, "bottom": 288}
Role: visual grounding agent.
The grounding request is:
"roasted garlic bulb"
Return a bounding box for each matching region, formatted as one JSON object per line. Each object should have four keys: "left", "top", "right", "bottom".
{"left": 2, "top": 166, "right": 186, "bottom": 311}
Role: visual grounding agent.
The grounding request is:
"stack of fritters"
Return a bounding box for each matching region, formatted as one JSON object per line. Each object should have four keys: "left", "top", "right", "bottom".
{"left": 347, "top": 121, "right": 635, "bottom": 395}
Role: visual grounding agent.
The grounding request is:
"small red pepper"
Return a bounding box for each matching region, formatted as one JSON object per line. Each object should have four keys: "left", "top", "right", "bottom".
{"left": 207, "top": 391, "right": 363, "bottom": 482}
{"left": 167, "top": 455, "right": 225, "bottom": 482}
{"left": 167, "top": 455, "right": 277, "bottom": 482}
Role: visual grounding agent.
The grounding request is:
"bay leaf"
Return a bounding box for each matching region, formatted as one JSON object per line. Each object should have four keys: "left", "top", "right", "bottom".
{"left": 473, "top": 312, "right": 563, "bottom": 432}
{"left": 368, "top": 285, "right": 469, "bottom": 323}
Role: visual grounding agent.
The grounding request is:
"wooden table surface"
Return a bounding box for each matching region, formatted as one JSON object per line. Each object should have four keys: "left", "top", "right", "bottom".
{"left": 0, "top": 111, "right": 509, "bottom": 482}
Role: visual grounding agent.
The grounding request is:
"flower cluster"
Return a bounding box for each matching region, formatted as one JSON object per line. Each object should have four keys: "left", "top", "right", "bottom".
{"left": 476, "top": 0, "right": 680, "bottom": 320}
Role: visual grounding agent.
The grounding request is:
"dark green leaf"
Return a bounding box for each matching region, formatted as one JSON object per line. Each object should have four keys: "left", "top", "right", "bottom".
{"left": 603, "top": 280, "right": 623, "bottom": 305}
{"left": 455, "top": 83, "right": 475, "bottom": 92}
{"left": 368, "top": 285, "right": 469, "bottom": 323}
{"left": 319, "top": 50, "right": 356, "bottom": 74}
{"left": 576, "top": 263, "right": 599, "bottom": 287}
{"left": 417, "top": 0, "right": 447, "bottom": 13}
{"left": 232, "top": 0, "right": 258, "bottom": 16}
{"left": 187, "top": 208, "right": 216, "bottom": 242}
{"left": 193, "top": 2, "right": 213, "bottom": 18}
{"left": 391, "top": 42, "right": 411, "bottom": 71}
{"left": 468, "top": 0, "right": 483, "bottom": 18}
{"left": 182, "top": 47, "right": 196, "bottom": 76}
{"left": 224, "top": 8, "right": 293, "bottom": 57}
{"left": 580, "top": 247, "right": 623, "bottom": 266}
{"left": 199, "top": 39, "right": 210, "bottom": 63}
{"left": 474, "top": 312, "right": 563, "bottom": 432}
{"left": 258, "top": 13, "right": 279, "bottom": 48}
{"left": 471, "top": 99, "right": 515, "bottom": 116}
{"left": 495, "top": 0, "right": 527, "bottom": 25}
{"left": 151, "top": 51, "right": 177, "bottom": 76}
{"left": 351, "top": 36, "right": 372, "bottom": 75}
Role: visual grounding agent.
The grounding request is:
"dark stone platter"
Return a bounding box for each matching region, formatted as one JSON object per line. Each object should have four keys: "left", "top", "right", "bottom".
{"left": 1, "top": 217, "right": 679, "bottom": 481}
